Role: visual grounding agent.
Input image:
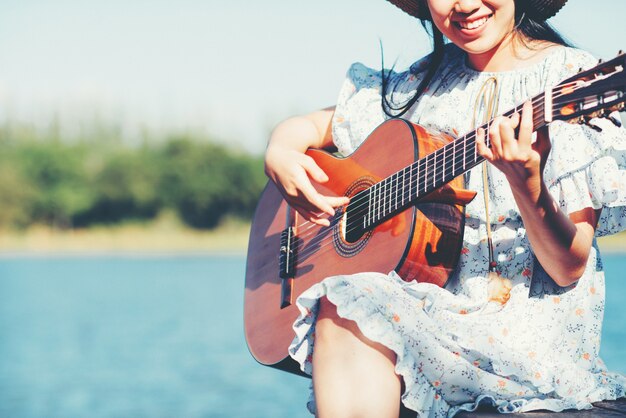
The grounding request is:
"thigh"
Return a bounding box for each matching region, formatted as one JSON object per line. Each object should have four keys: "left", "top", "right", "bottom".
{"left": 312, "top": 296, "right": 402, "bottom": 418}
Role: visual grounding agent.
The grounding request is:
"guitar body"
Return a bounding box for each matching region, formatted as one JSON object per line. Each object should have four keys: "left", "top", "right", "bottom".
{"left": 244, "top": 119, "right": 476, "bottom": 375}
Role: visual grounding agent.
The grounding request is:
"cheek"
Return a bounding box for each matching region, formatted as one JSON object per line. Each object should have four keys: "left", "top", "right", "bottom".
{"left": 425, "top": 0, "right": 453, "bottom": 22}
{"left": 425, "top": 5, "right": 451, "bottom": 34}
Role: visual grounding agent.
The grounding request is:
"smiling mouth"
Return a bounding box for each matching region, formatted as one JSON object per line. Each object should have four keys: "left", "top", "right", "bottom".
{"left": 455, "top": 14, "right": 493, "bottom": 30}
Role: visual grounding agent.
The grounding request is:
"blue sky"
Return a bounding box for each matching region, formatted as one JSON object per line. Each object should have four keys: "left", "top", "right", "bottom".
{"left": 0, "top": 1, "right": 624, "bottom": 152}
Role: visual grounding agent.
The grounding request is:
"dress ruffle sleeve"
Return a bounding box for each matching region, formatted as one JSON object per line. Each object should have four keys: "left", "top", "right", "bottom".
{"left": 331, "top": 55, "right": 432, "bottom": 156}
{"left": 331, "top": 62, "right": 386, "bottom": 156}
{"left": 544, "top": 115, "right": 626, "bottom": 236}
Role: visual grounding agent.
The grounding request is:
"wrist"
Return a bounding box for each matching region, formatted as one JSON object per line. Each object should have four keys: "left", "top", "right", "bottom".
{"left": 511, "top": 182, "right": 541, "bottom": 208}
{"left": 511, "top": 175, "right": 550, "bottom": 207}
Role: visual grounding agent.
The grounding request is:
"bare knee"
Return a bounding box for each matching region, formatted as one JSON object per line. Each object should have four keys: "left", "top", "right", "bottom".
{"left": 313, "top": 297, "right": 401, "bottom": 418}
{"left": 316, "top": 297, "right": 397, "bottom": 358}
{"left": 316, "top": 297, "right": 355, "bottom": 344}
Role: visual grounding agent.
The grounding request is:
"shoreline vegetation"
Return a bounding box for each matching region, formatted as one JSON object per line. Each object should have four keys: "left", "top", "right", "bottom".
{"left": 0, "top": 220, "right": 623, "bottom": 256}
{"left": 0, "top": 122, "right": 267, "bottom": 258}
{"left": 0, "top": 215, "right": 252, "bottom": 257}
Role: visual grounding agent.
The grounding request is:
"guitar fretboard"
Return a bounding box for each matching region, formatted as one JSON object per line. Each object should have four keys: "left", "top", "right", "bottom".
{"left": 348, "top": 93, "right": 549, "bottom": 233}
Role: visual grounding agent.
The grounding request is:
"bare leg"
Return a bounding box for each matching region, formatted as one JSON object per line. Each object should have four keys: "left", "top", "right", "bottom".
{"left": 312, "top": 296, "right": 402, "bottom": 418}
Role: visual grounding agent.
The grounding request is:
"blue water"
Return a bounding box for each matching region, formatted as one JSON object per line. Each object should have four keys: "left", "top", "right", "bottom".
{"left": 0, "top": 254, "right": 624, "bottom": 417}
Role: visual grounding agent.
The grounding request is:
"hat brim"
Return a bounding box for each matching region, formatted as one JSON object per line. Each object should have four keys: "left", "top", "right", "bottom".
{"left": 387, "top": 0, "right": 567, "bottom": 21}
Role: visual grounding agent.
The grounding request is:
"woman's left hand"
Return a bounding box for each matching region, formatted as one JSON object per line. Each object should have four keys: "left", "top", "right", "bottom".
{"left": 476, "top": 101, "right": 551, "bottom": 200}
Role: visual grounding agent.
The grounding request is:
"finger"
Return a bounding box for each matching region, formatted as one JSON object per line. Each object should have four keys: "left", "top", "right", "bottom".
{"left": 534, "top": 125, "right": 552, "bottom": 161}
{"left": 488, "top": 118, "right": 503, "bottom": 159}
{"left": 475, "top": 128, "right": 494, "bottom": 160}
{"left": 299, "top": 194, "right": 350, "bottom": 226}
{"left": 498, "top": 116, "right": 518, "bottom": 161}
{"left": 517, "top": 101, "right": 534, "bottom": 151}
{"left": 310, "top": 215, "right": 331, "bottom": 227}
{"left": 299, "top": 182, "right": 336, "bottom": 216}
{"left": 300, "top": 155, "right": 329, "bottom": 183}
{"left": 509, "top": 110, "right": 521, "bottom": 130}
{"left": 291, "top": 201, "right": 334, "bottom": 227}
{"left": 326, "top": 195, "right": 350, "bottom": 208}
{"left": 289, "top": 202, "right": 328, "bottom": 226}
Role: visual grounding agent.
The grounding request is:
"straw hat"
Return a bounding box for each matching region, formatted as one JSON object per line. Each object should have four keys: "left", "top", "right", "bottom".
{"left": 388, "top": 0, "right": 568, "bottom": 21}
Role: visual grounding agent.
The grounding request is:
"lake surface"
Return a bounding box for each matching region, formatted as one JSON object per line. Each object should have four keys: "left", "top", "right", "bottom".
{"left": 0, "top": 254, "right": 624, "bottom": 417}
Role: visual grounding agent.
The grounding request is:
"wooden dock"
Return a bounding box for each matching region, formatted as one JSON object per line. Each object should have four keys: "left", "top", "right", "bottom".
{"left": 398, "top": 398, "right": 626, "bottom": 417}
{"left": 456, "top": 398, "right": 626, "bottom": 417}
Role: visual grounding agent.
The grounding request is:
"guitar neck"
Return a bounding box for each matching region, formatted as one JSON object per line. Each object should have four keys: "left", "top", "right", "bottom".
{"left": 346, "top": 92, "right": 548, "bottom": 236}
{"left": 409, "top": 93, "right": 549, "bottom": 201}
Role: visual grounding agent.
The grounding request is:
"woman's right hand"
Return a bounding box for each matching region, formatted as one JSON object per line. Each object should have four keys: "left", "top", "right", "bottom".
{"left": 265, "top": 146, "right": 349, "bottom": 227}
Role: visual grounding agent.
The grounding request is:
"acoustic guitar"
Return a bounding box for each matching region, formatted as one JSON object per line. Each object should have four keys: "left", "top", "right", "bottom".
{"left": 244, "top": 53, "right": 626, "bottom": 375}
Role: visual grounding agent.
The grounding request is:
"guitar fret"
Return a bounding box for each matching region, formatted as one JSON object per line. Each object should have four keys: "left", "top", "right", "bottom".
{"left": 366, "top": 187, "right": 370, "bottom": 227}
{"left": 383, "top": 177, "right": 391, "bottom": 216}
{"left": 396, "top": 172, "right": 400, "bottom": 209}
{"left": 368, "top": 185, "right": 372, "bottom": 226}
{"left": 426, "top": 154, "right": 437, "bottom": 190}
{"left": 376, "top": 182, "right": 381, "bottom": 222}
{"left": 388, "top": 176, "right": 392, "bottom": 216}
{"left": 463, "top": 137, "right": 467, "bottom": 171}
{"left": 408, "top": 166, "right": 412, "bottom": 205}
{"left": 417, "top": 157, "right": 428, "bottom": 192}
{"left": 371, "top": 183, "right": 377, "bottom": 224}
{"left": 409, "top": 164, "right": 413, "bottom": 199}
{"left": 423, "top": 155, "right": 427, "bottom": 194}
{"left": 361, "top": 193, "right": 365, "bottom": 230}
{"left": 432, "top": 152, "right": 437, "bottom": 188}
{"left": 375, "top": 182, "right": 380, "bottom": 223}
{"left": 469, "top": 136, "right": 475, "bottom": 168}
{"left": 474, "top": 128, "right": 478, "bottom": 163}
{"left": 399, "top": 171, "right": 403, "bottom": 209}
{"left": 394, "top": 172, "right": 400, "bottom": 211}
{"left": 441, "top": 146, "right": 446, "bottom": 181}
{"left": 390, "top": 175, "right": 394, "bottom": 213}
{"left": 390, "top": 174, "right": 396, "bottom": 213}
{"left": 383, "top": 177, "right": 388, "bottom": 218}
{"left": 400, "top": 169, "right": 405, "bottom": 208}
{"left": 379, "top": 180, "right": 383, "bottom": 222}
{"left": 450, "top": 141, "right": 455, "bottom": 181}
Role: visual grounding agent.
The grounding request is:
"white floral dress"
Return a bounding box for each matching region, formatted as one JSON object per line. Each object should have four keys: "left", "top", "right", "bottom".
{"left": 288, "top": 43, "right": 626, "bottom": 417}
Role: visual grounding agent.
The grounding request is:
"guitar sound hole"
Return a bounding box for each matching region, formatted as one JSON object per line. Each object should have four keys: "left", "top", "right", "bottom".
{"left": 332, "top": 177, "right": 374, "bottom": 258}
{"left": 333, "top": 206, "right": 372, "bottom": 257}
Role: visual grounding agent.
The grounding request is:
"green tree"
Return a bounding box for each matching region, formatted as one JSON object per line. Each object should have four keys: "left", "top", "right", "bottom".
{"left": 72, "top": 147, "right": 161, "bottom": 226}
{"left": 16, "top": 142, "right": 95, "bottom": 228}
{"left": 159, "top": 137, "right": 265, "bottom": 229}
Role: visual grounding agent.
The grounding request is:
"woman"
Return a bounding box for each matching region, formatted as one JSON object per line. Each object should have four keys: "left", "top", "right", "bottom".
{"left": 264, "top": 0, "right": 626, "bottom": 416}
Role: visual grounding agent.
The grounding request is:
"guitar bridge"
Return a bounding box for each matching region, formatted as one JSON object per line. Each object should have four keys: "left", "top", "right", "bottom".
{"left": 279, "top": 227, "right": 296, "bottom": 308}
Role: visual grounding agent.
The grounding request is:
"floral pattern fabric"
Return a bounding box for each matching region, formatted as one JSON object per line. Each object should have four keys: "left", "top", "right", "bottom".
{"left": 288, "top": 44, "right": 626, "bottom": 417}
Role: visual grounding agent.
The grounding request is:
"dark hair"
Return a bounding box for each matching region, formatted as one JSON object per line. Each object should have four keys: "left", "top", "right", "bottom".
{"left": 381, "top": 1, "right": 573, "bottom": 118}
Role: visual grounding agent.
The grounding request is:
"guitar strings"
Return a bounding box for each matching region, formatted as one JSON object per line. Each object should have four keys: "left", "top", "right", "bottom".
{"left": 285, "top": 80, "right": 592, "bottom": 261}
{"left": 286, "top": 81, "right": 576, "bottom": 245}
{"left": 291, "top": 109, "right": 547, "bottom": 265}
{"left": 293, "top": 79, "right": 582, "bottom": 234}
{"left": 300, "top": 86, "right": 608, "bottom": 266}
{"left": 288, "top": 82, "right": 582, "bottom": 262}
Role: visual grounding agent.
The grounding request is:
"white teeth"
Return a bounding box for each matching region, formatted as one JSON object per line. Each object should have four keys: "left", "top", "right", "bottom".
{"left": 458, "top": 16, "right": 489, "bottom": 30}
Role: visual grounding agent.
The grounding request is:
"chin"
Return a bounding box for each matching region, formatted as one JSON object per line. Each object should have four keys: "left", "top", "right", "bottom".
{"left": 456, "top": 40, "right": 499, "bottom": 56}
